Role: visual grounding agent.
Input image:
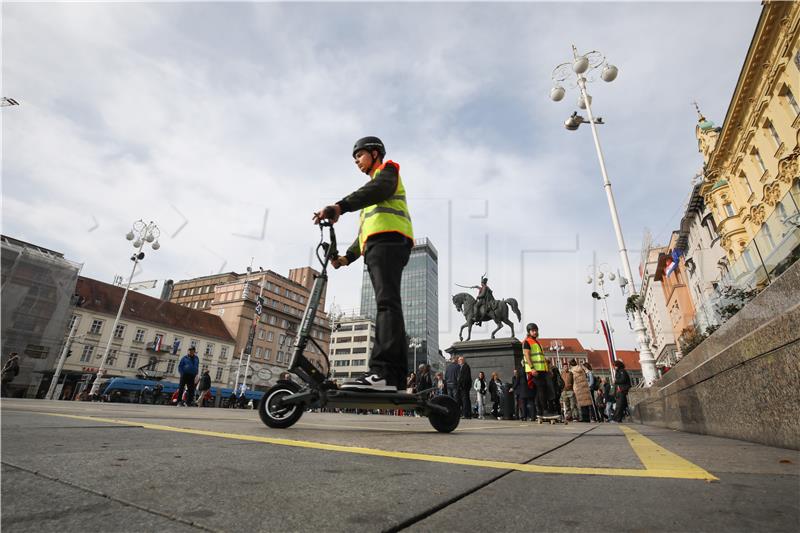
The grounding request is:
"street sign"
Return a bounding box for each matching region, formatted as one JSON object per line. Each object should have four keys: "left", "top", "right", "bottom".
{"left": 257, "top": 368, "right": 273, "bottom": 382}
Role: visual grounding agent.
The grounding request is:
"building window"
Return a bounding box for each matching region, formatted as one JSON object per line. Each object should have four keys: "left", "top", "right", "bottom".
{"left": 190, "top": 339, "right": 198, "bottom": 349}
{"left": 215, "top": 367, "right": 224, "bottom": 381}
{"left": 333, "top": 360, "right": 350, "bottom": 367}
{"left": 166, "top": 359, "right": 176, "bottom": 374}
{"left": 282, "top": 319, "right": 289, "bottom": 328}
{"left": 220, "top": 346, "right": 228, "bottom": 359}
{"left": 337, "top": 337, "right": 352, "bottom": 344}
{"left": 180, "top": 289, "right": 188, "bottom": 297}
{"left": 80, "top": 345, "right": 95, "bottom": 362}
{"left": 786, "top": 87, "right": 800, "bottom": 116}
{"left": 258, "top": 328, "right": 265, "bottom": 340}
{"left": 353, "top": 335, "right": 368, "bottom": 343}
{"left": 766, "top": 120, "right": 781, "bottom": 148}
{"left": 352, "top": 359, "right": 366, "bottom": 366}
{"left": 107, "top": 349, "right": 118, "bottom": 366}
{"left": 739, "top": 172, "right": 753, "bottom": 196}
{"left": 278, "top": 334, "right": 286, "bottom": 346}
{"left": 742, "top": 249, "right": 756, "bottom": 270}
{"left": 277, "top": 351, "right": 285, "bottom": 362}
{"left": 352, "top": 347, "right": 367, "bottom": 354}
{"left": 68, "top": 314, "right": 79, "bottom": 331}
{"left": 89, "top": 319, "right": 104, "bottom": 335}
{"left": 267, "top": 331, "right": 274, "bottom": 342}
{"left": 724, "top": 203, "right": 735, "bottom": 218}
{"left": 255, "top": 346, "right": 262, "bottom": 358}
{"left": 134, "top": 329, "right": 146, "bottom": 343}
{"left": 126, "top": 353, "right": 139, "bottom": 369}
{"left": 754, "top": 149, "right": 767, "bottom": 173}
{"left": 269, "top": 315, "right": 277, "bottom": 325}
{"left": 264, "top": 349, "right": 272, "bottom": 361}
{"left": 335, "top": 348, "right": 351, "bottom": 355}
{"left": 113, "top": 324, "right": 126, "bottom": 339}
{"left": 205, "top": 343, "right": 214, "bottom": 356}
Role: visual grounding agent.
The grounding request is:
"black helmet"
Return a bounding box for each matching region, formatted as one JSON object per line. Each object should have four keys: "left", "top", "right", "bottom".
{"left": 352, "top": 136, "right": 386, "bottom": 158}
{"left": 526, "top": 323, "right": 538, "bottom": 333}
{"left": 481, "top": 277, "right": 488, "bottom": 284}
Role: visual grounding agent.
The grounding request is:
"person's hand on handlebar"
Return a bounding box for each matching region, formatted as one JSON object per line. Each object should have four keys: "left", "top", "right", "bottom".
{"left": 312, "top": 204, "right": 341, "bottom": 225}
{"left": 331, "top": 256, "right": 349, "bottom": 269}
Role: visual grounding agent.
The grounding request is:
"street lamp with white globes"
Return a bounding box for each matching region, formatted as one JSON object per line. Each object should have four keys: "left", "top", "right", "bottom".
{"left": 409, "top": 337, "right": 423, "bottom": 372}
{"left": 550, "top": 45, "right": 657, "bottom": 385}
{"left": 89, "top": 220, "right": 161, "bottom": 397}
{"left": 549, "top": 340, "right": 565, "bottom": 371}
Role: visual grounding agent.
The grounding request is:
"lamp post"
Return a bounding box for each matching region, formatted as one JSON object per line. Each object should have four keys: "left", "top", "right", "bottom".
{"left": 409, "top": 337, "right": 423, "bottom": 373}
{"left": 89, "top": 220, "right": 161, "bottom": 397}
{"left": 550, "top": 46, "right": 656, "bottom": 385}
{"left": 549, "top": 339, "right": 565, "bottom": 371}
{"left": 587, "top": 265, "right": 621, "bottom": 383}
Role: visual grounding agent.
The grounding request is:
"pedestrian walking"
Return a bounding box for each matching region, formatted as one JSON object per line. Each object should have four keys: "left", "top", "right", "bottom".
{"left": 473, "top": 371, "right": 487, "bottom": 419}
{"left": 510, "top": 368, "right": 524, "bottom": 420}
{"left": 444, "top": 354, "right": 459, "bottom": 400}
{"left": 602, "top": 377, "right": 615, "bottom": 421}
{"left": 522, "top": 323, "right": 557, "bottom": 420}
{"left": 176, "top": 347, "right": 199, "bottom": 407}
{"left": 406, "top": 372, "right": 417, "bottom": 394}
{"left": 314, "top": 136, "right": 414, "bottom": 392}
{"left": 196, "top": 369, "right": 211, "bottom": 407}
{"left": 416, "top": 364, "right": 433, "bottom": 396}
{"left": 1, "top": 352, "right": 20, "bottom": 398}
{"left": 550, "top": 366, "right": 564, "bottom": 417}
{"left": 434, "top": 371, "right": 446, "bottom": 396}
{"left": 570, "top": 359, "right": 593, "bottom": 422}
{"left": 612, "top": 360, "right": 632, "bottom": 423}
{"left": 456, "top": 356, "right": 472, "bottom": 419}
{"left": 583, "top": 362, "right": 600, "bottom": 421}
{"left": 560, "top": 365, "right": 578, "bottom": 421}
{"left": 488, "top": 372, "right": 503, "bottom": 419}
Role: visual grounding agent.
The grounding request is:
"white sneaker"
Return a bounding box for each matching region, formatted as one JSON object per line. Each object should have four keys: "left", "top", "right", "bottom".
{"left": 340, "top": 373, "right": 397, "bottom": 392}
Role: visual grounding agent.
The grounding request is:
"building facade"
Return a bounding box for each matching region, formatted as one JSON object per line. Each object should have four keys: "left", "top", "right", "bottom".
{"left": 676, "top": 183, "right": 728, "bottom": 331}
{"left": 654, "top": 233, "right": 698, "bottom": 357}
{"left": 1, "top": 235, "right": 82, "bottom": 398}
{"left": 329, "top": 316, "right": 374, "bottom": 381}
{"left": 699, "top": 1, "right": 800, "bottom": 288}
{"left": 639, "top": 242, "right": 679, "bottom": 368}
{"left": 171, "top": 267, "right": 331, "bottom": 390}
{"left": 360, "top": 238, "right": 439, "bottom": 373}
{"left": 51, "top": 277, "right": 235, "bottom": 401}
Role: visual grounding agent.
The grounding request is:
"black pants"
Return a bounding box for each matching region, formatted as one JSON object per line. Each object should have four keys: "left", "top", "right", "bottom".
{"left": 177, "top": 373, "right": 196, "bottom": 405}
{"left": 457, "top": 389, "right": 472, "bottom": 418}
{"left": 532, "top": 373, "right": 554, "bottom": 416}
{"left": 613, "top": 392, "right": 628, "bottom": 422}
{"left": 364, "top": 238, "right": 411, "bottom": 386}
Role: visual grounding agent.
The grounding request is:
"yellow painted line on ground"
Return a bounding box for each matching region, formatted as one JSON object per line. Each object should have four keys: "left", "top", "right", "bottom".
{"left": 620, "top": 425, "right": 716, "bottom": 479}
{"left": 296, "top": 421, "right": 525, "bottom": 432}
{"left": 38, "top": 412, "right": 716, "bottom": 480}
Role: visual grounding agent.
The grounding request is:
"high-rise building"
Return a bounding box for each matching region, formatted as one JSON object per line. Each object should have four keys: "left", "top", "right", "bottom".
{"left": 169, "top": 267, "right": 330, "bottom": 390}
{"left": 360, "top": 238, "right": 439, "bottom": 373}
{"left": 329, "top": 316, "right": 375, "bottom": 380}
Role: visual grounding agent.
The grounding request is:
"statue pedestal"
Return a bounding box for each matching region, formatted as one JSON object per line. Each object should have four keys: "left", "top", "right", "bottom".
{"left": 445, "top": 338, "right": 522, "bottom": 418}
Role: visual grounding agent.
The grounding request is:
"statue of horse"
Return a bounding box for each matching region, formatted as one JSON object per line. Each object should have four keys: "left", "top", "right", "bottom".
{"left": 452, "top": 292, "right": 521, "bottom": 342}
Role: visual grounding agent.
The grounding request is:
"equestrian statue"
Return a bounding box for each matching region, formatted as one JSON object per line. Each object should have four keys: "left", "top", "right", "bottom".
{"left": 452, "top": 276, "right": 521, "bottom": 341}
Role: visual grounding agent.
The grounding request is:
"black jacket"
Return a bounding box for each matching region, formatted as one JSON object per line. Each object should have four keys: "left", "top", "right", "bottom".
{"left": 417, "top": 371, "right": 432, "bottom": 392}
{"left": 199, "top": 373, "right": 211, "bottom": 390}
{"left": 614, "top": 369, "right": 632, "bottom": 394}
{"left": 457, "top": 363, "right": 472, "bottom": 391}
{"left": 488, "top": 379, "right": 503, "bottom": 402}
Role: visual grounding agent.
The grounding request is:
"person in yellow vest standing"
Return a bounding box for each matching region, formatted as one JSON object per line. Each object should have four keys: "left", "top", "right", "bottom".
{"left": 313, "top": 136, "right": 414, "bottom": 392}
{"left": 522, "top": 323, "right": 558, "bottom": 420}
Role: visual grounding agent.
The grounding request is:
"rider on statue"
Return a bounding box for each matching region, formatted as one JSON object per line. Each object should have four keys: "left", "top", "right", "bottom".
{"left": 471, "top": 277, "right": 495, "bottom": 327}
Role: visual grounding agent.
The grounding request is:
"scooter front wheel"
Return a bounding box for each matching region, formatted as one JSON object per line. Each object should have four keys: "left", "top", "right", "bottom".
{"left": 427, "top": 395, "right": 461, "bottom": 433}
{"left": 259, "top": 382, "right": 304, "bottom": 429}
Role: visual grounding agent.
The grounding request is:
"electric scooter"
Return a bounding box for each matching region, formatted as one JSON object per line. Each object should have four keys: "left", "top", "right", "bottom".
{"left": 258, "top": 221, "right": 461, "bottom": 433}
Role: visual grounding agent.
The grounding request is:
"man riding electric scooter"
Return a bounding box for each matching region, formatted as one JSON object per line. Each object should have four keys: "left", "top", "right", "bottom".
{"left": 312, "top": 136, "right": 413, "bottom": 392}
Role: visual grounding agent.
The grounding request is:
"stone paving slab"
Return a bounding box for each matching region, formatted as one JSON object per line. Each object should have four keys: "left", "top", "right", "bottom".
{"left": 2, "top": 399, "right": 799, "bottom": 532}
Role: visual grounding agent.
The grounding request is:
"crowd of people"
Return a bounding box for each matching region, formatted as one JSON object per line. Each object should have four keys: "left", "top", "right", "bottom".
{"left": 402, "top": 324, "right": 633, "bottom": 423}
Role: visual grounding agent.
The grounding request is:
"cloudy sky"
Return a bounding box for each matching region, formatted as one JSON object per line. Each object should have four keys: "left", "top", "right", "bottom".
{"left": 2, "top": 1, "right": 762, "bottom": 352}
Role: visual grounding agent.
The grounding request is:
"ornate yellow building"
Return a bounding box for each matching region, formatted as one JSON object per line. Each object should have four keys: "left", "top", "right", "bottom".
{"left": 699, "top": 0, "right": 800, "bottom": 284}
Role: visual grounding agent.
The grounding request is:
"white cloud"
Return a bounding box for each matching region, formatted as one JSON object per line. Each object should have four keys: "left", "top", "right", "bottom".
{"left": 2, "top": 1, "right": 762, "bottom": 355}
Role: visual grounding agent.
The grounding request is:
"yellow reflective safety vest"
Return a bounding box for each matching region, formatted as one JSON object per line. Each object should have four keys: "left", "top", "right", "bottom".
{"left": 358, "top": 161, "right": 414, "bottom": 250}
{"left": 524, "top": 336, "right": 549, "bottom": 373}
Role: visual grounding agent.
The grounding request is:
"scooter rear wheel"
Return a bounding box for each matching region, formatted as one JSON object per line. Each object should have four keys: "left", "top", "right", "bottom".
{"left": 427, "top": 395, "right": 461, "bottom": 433}
{"left": 259, "top": 382, "right": 304, "bottom": 429}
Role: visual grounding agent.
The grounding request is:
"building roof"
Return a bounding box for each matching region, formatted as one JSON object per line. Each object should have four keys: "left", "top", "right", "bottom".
{"left": 536, "top": 338, "right": 587, "bottom": 353}
{"left": 587, "top": 349, "right": 642, "bottom": 371}
{"left": 75, "top": 276, "right": 235, "bottom": 343}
